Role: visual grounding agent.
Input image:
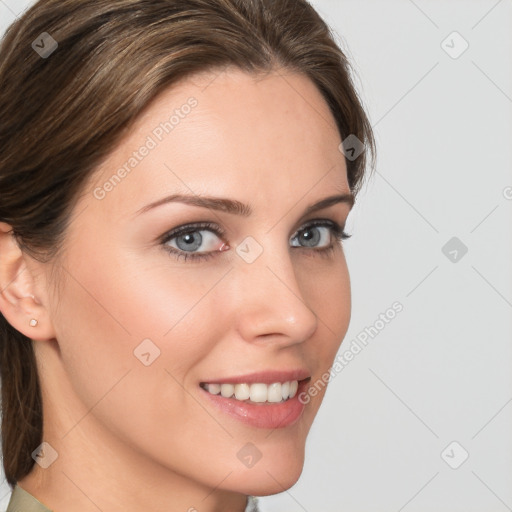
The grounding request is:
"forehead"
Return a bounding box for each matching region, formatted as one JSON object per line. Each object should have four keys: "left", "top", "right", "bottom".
{"left": 83, "top": 66, "right": 349, "bottom": 220}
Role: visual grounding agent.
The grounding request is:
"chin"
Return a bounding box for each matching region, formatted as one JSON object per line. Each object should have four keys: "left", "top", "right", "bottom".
{"left": 228, "top": 444, "right": 306, "bottom": 497}
{"left": 235, "top": 467, "right": 304, "bottom": 497}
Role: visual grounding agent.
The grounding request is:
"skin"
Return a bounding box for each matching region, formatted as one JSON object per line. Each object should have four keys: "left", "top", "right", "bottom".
{"left": 0, "top": 66, "right": 353, "bottom": 512}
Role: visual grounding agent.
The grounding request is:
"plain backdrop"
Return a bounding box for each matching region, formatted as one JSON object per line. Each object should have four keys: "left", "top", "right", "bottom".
{"left": 0, "top": 1, "right": 511, "bottom": 511}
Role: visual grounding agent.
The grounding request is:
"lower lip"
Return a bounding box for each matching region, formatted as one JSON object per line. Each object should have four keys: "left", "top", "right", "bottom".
{"left": 200, "top": 380, "right": 309, "bottom": 429}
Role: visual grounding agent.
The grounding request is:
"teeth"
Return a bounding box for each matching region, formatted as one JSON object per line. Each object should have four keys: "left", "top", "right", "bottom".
{"left": 250, "top": 383, "right": 267, "bottom": 402}
{"left": 220, "top": 383, "right": 234, "bottom": 398}
{"left": 203, "top": 380, "right": 300, "bottom": 403}
{"left": 281, "top": 381, "right": 290, "bottom": 400}
{"left": 234, "top": 383, "right": 250, "bottom": 400}
{"left": 208, "top": 383, "right": 221, "bottom": 395}
{"left": 267, "top": 382, "right": 282, "bottom": 403}
{"left": 289, "top": 380, "right": 298, "bottom": 398}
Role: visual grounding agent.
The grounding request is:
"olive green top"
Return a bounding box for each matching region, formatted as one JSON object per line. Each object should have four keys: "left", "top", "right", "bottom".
{"left": 5, "top": 485, "right": 52, "bottom": 512}
{"left": 6, "top": 484, "right": 260, "bottom": 511}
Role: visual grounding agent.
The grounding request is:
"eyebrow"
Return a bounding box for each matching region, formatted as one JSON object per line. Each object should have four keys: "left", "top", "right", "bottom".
{"left": 135, "top": 192, "right": 354, "bottom": 217}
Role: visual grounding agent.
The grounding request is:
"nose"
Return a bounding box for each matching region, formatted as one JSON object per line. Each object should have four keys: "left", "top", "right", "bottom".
{"left": 231, "top": 242, "right": 319, "bottom": 348}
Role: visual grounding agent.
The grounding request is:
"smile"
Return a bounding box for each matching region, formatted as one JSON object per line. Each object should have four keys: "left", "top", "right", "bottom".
{"left": 199, "top": 375, "right": 312, "bottom": 429}
{"left": 200, "top": 380, "right": 299, "bottom": 403}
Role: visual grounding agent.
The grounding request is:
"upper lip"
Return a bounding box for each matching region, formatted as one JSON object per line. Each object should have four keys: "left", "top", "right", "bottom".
{"left": 200, "top": 369, "right": 311, "bottom": 385}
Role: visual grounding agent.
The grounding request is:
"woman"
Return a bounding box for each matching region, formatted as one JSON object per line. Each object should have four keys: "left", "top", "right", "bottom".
{"left": 0, "top": 0, "right": 375, "bottom": 510}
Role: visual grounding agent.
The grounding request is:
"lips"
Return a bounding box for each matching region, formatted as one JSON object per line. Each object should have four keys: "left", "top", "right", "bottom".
{"left": 198, "top": 371, "right": 312, "bottom": 429}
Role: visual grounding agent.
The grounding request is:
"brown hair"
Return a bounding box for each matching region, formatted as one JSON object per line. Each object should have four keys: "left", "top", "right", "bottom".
{"left": 0, "top": 0, "right": 375, "bottom": 487}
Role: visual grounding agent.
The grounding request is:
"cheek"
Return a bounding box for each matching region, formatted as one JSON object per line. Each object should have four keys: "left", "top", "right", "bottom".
{"left": 58, "top": 241, "right": 227, "bottom": 346}
{"left": 301, "top": 250, "right": 351, "bottom": 342}
{"left": 50, "top": 251, "right": 228, "bottom": 461}
{"left": 299, "top": 252, "right": 350, "bottom": 405}
{"left": 52, "top": 244, "right": 229, "bottom": 400}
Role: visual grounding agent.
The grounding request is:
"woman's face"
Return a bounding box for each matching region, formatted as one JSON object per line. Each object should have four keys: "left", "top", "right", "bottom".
{"left": 34, "top": 67, "right": 353, "bottom": 499}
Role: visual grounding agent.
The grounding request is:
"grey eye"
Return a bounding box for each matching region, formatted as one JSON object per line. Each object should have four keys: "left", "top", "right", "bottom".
{"left": 166, "top": 229, "right": 221, "bottom": 253}
{"left": 290, "top": 226, "right": 330, "bottom": 248}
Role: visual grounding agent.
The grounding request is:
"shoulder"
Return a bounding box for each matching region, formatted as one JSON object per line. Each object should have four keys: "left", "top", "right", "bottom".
{"left": 6, "top": 484, "right": 53, "bottom": 512}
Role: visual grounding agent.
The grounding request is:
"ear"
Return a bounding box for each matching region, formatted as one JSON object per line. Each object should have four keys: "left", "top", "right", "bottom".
{"left": 0, "top": 222, "right": 56, "bottom": 341}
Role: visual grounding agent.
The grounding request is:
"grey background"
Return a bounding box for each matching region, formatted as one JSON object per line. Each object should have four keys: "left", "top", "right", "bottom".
{"left": 1, "top": 1, "right": 511, "bottom": 511}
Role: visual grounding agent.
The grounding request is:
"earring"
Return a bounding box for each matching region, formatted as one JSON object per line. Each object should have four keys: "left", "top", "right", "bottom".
{"left": 29, "top": 319, "right": 38, "bottom": 327}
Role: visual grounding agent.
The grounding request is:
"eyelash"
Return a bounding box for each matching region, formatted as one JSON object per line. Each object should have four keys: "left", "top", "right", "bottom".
{"left": 160, "top": 220, "right": 351, "bottom": 262}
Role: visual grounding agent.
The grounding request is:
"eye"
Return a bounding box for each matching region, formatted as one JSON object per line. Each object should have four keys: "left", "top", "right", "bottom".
{"left": 160, "top": 222, "right": 226, "bottom": 262}
{"left": 160, "top": 219, "right": 351, "bottom": 262}
{"left": 290, "top": 220, "right": 350, "bottom": 249}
